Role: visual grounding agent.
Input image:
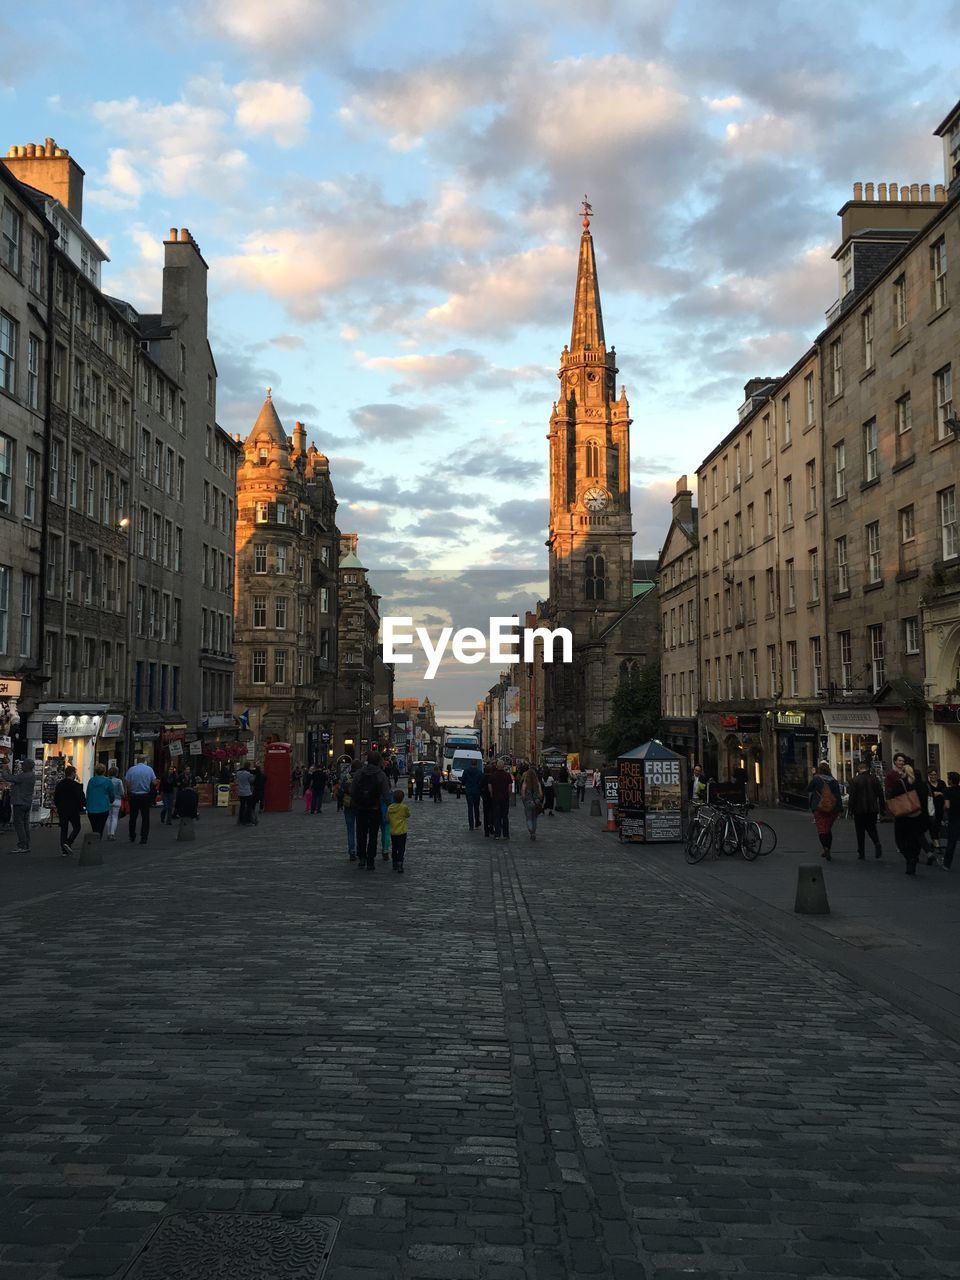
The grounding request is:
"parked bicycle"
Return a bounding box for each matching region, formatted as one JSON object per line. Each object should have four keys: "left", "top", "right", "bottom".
{"left": 685, "top": 799, "right": 777, "bottom": 863}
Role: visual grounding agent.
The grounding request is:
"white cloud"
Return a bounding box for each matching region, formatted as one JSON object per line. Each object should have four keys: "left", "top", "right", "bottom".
{"left": 422, "top": 244, "right": 572, "bottom": 337}
{"left": 349, "top": 403, "right": 447, "bottom": 440}
{"left": 234, "top": 81, "right": 312, "bottom": 146}
{"left": 194, "top": 0, "right": 384, "bottom": 62}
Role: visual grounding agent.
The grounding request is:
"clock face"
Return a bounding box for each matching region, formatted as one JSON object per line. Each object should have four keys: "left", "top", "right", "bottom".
{"left": 583, "top": 487, "right": 608, "bottom": 511}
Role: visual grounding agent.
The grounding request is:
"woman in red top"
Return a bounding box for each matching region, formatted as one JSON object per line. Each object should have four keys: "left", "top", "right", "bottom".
{"left": 884, "top": 753, "right": 923, "bottom": 875}
{"left": 807, "top": 762, "right": 842, "bottom": 860}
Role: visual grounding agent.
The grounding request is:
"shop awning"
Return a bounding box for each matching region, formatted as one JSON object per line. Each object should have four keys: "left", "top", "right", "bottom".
{"left": 821, "top": 708, "right": 879, "bottom": 732}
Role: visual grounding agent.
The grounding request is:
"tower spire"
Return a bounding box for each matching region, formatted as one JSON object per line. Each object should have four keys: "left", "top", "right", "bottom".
{"left": 570, "top": 196, "right": 605, "bottom": 352}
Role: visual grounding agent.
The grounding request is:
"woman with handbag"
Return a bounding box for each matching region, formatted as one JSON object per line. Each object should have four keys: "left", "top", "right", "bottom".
{"left": 884, "top": 753, "right": 924, "bottom": 875}
{"left": 521, "top": 766, "right": 544, "bottom": 841}
{"left": 808, "top": 761, "right": 842, "bottom": 860}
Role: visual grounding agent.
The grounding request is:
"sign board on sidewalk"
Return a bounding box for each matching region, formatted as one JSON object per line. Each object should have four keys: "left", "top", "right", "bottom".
{"left": 169, "top": 740, "right": 183, "bottom": 757}
{"left": 189, "top": 740, "right": 203, "bottom": 755}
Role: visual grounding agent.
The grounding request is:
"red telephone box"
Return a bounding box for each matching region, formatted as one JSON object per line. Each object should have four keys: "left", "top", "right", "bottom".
{"left": 264, "top": 742, "right": 293, "bottom": 812}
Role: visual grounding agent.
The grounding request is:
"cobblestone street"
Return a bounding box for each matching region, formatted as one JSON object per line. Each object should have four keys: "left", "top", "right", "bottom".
{"left": 2, "top": 797, "right": 960, "bottom": 1280}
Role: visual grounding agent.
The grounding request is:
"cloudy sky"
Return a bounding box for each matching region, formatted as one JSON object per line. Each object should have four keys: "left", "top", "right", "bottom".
{"left": 4, "top": 0, "right": 958, "bottom": 719}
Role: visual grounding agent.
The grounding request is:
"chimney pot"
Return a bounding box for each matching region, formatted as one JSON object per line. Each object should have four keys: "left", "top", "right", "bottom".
{"left": 26, "top": 143, "right": 36, "bottom": 157}
{"left": 179, "top": 228, "right": 190, "bottom": 242}
{"left": 45, "top": 136, "right": 54, "bottom": 152}
{"left": 935, "top": 183, "right": 945, "bottom": 201}
{"left": 865, "top": 182, "right": 875, "bottom": 200}
{"left": 921, "top": 183, "right": 930, "bottom": 199}
{"left": 169, "top": 227, "right": 178, "bottom": 241}
{"left": 888, "top": 182, "right": 898, "bottom": 200}
{"left": 853, "top": 181, "right": 863, "bottom": 199}
{"left": 910, "top": 183, "right": 920, "bottom": 200}
{"left": 878, "top": 182, "right": 887, "bottom": 201}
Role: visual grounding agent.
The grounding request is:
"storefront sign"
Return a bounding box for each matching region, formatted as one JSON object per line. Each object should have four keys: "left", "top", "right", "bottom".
{"left": 101, "top": 714, "right": 124, "bottom": 739}
{"left": 132, "top": 725, "right": 160, "bottom": 741}
{"left": 737, "top": 715, "right": 763, "bottom": 732}
{"left": 168, "top": 740, "right": 184, "bottom": 757}
{"left": 41, "top": 723, "right": 60, "bottom": 743}
{"left": 821, "top": 708, "right": 880, "bottom": 732}
{"left": 0, "top": 735, "right": 11, "bottom": 748}
{"left": 162, "top": 724, "right": 188, "bottom": 743}
{"left": 189, "top": 740, "right": 203, "bottom": 755}
{"left": 719, "top": 713, "right": 738, "bottom": 729}
{"left": 776, "top": 711, "right": 806, "bottom": 727}
{"left": 201, "top": 714, "right": 234, "bottom": 729}
{"left": 603, "top": 774, "right": 619, "bottom": 801}
{"left": 0, "top": 678, "right": 22, "bottom": 698}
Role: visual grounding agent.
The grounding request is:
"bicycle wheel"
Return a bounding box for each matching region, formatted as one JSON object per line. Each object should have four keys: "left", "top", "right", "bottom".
{"left": 754, "top": 821, "right": 777, "bottom": 855}
{"left": 740, "top": 822, "right": 761, "bottom": 861}
{"left": 720, "top": 817, "right": 740, "bottom": 857}
{"left": 684, "top": 823, "right": 711, "bottom": 864}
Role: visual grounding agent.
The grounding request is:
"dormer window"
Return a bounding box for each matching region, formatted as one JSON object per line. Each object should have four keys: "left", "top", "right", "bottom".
{"left": 839, "top": 246, "right": 853, "bottom": 298}
{"left": 258, "top": 447, "right": 268, "bottom": 465}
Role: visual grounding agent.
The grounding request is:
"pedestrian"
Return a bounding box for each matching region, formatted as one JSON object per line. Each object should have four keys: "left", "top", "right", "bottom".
{"left": 884, "top": 752, "right": 924, "bottom": 875}
{"left": 429, "top": 766, "right": 443, "bottom": 803}
{"left": 235, "top": 763, "right": 255, "bottom": 825}
{"left": 351, "top": 751, "right": 391, "bottom": 870}
{"left": 807, "top": 761, "right": 842, "bottom": 861}
{"left": 490, "top": 760, "right": 512, "bottom": 839}
{"left": 105, "top": 765, "right": 124, "bottom": 840}
{"left": 1, "top": 758, "right": 36, "bottom": 854}
{"left": 54, "top": 766, "right": 86, "bottom": 856}
{"left": 342, "top": 760, "right": 361, "bottom": 859}
{"left": 689, "top": 764, "right": 704, "bottom": 801}
{"left": 925, "top": 767, "right": 947, "bottom": 862}
{"left": 310, "top": 765, "right": 326, "bottom": 814}
{"left": 592, "top": 767, "right": 601, "bottom": 794}
{"left": 542, "top": 770, "right": 555, "bottom": 816}
{"left": 124, "top": 755, "right": 157, "bottom": 845}
{"left": 461, "top": 758, "right": 484, "bottom": 831}
{"left": 574, "top": 770, "right": 587, "bottom": 806}
{"left": 251, "top": 764, "right": 266, "bottom": 815}
{"left": 941, "top": 771, "right": 960, "bottom": 870}
{"left": 85, "top": 764, "right": 114, "bottom": 838}
{"left": 846, "top": 761, "right": 884, "bottom": 859}
{"left": 390, "top": 760, "right": 400, "bottom": 786}
{"left": 414, "top": 762, "right": 425, "bottom": 802}
{"left": 480, "top": 761, "right": 494, "bottom": 836}
{"left": 521, "top": 764, "right": 544, "bottom": 840}
{"left": 387, "top": 788, "right": 410, "bottom": 872}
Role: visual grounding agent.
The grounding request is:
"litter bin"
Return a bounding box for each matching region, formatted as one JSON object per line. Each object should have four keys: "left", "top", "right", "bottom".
{"left": 216, "top": 784, "right": 230, "bottom": 808}
{"left": 554, "top": 782, "right": 572, "bottom": 812}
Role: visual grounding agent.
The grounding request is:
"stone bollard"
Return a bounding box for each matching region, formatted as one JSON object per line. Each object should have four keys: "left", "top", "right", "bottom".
{"left": 795, "top": 864, "right": 830, "bottom": 915}
{"left": 590, "top": 792, "right": 602, "bottom": 817}
{"left": 572, "top": 789, "right": 580, "bottom": 809}
{"left": 177, "top": 817, "right": 196, "bottom": 842}
{"left": 78, "top": 832, "right": 103, "bottom": 866}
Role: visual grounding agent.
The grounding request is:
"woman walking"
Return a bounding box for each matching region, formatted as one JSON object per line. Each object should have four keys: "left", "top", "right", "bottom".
{"left": 105, "top": 765, "right": 124, "bottom": 840}
{"left": 807, "top": 761, "right": 842, "bottom": 861}
{"left": 884, "top": 752, "right": 924, "bottom": 875}
{"left": 521, "top": 765, "right": 544, "bottom": 841}
{"left": 85, "top": 764, "right": 115, "bottom": 838}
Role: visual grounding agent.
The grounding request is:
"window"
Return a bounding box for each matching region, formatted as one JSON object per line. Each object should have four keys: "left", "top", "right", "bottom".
{"left": 174, "top": 527, "right": 183, "bottom": 572}
{"left": 863, "top": 418, "right": 878, "bottom": 481}
{"left": 149, "top": 588, "right": 159, "bottom": 636}
{"left": 72, "top": 357, "right": 85, "bottom": 416}
{"left": 0, "top": 311, "right": 16, "bottom": 392}
{"left": 711, "top": 466, "right": 718, "bottom": 503}
{"left": 723, "top": 521, "right": 730, "bottom": 560}
{"left": 254, "top": 543, "right": 267, "bottom": 574}
{"left": 746, "top": 503, "right": 755, "bottom": 547}
{"left": 319, "top": 586, "right": 329, "bottom": 613}
{"left": 23, "top": 448, "right": 37, "bottom": 521}
{"left": 69, "top": 450, "right": 80, "bottom": 508}
{"left": 0, "top": 566, "right": 7, "bottom": 651}
{"left": 0, "top": 434, "right": 12, "bottom": 513}
{"left": 805, "top": 459, "right": 816, "bottom": 512}
{"left": 53, "top": 344, "right": 65, "bottom": 405}
{"left": 935, "top": 366, "right": 953, "bottom": 442}
{"left": 723, "top": 455, "right": 730, "bottom": 496}
{"left": 274, "top": 649, "right": 287, "bottom": 684}
{"left": 276, "top": 545, "right": 288, "bottom": 575}
{"left": 101, "top": 470, "right": 113, "bottom": 526}
{"left": 584, "top": 554, "right": 605, "bottom": 600}
{"left": 737, "top": 652, "right": 745, "bottom": 699}
{"left": 748, "top": 575, "right": 757, "bottom": 621}
{"left": 153, "top": 440, "right": 162, "bottom": 488}
{"left": 745, "top": 431, "right": 753, "bottom": 475}
{"left": 835, "top": 536, "right": 849, "bottom": 593}
{"left": 904, "top": 616, "right": 920, "bottom": 655}
{"left": 585, "top": 440, "right": 599, "bottom": 478}
{"left": 723, "top": 587, "right": 731, "bottom": 629}
{"left": 1, "top": 201, "right": 21, "bottom": 272}
{"left": 894, "top": 274, "right": 907, "bottom": 329}
{"left": 830, "top": 339, "right": 842, "bottom": 398}
{"left": 765, "top": 567, "right": 775, "bottom": 614}
{"left": 899, "top": 505, "right": 916, "bottom": 573}
{"left": 839, "top": 246, "right": 853, "bottom": 297}
{"left": 809, "top": 548, "right": 820, "bottom": 601}
{"left": 165, "top": 448, "right": 173, "bottom": 495}
{"left": 703, "top": 658, "right": 710, "bottom": 697}
{"left": 895, "top": 394, "right": 912, "bottom": 462}
{"left": 255, "top": 500, "right": 269, "bottom": 524}
{"left": 866, "top": 521, "right": 881, "bottom": 583}
{"left": 811, "top": 636, "right": 822, "bottom": 696}
{"left": 734, "top": 444, "right": 741, "bottom": 486}
{"left": 787, "top": 641, "right": 798, "bottom": 696}
{"left": 805, "top": 372, "right": 815, "bottom": 425}
{"left": 251, "top": 595, "right": 266, "bottom": 629}
{"left": 750, "top": 649, "right": 758, "bottom": 697}
{"left": 868, "top": 624, "right": 885, "bottom": 693}
{"left": 767, "top": 644, "right": 778, "bottom": 696}
{"left": 173, "top": 599, "right": 182, "bottom": 644}
{"left": 275, "top": 597, "right": 287, "bottom": 629}
{"left": 763, "top": 413, "right": 772, "bottom": 460}
{"left": 50, "top": 438, "right": 62, "bottom": 501}
{"left": 252, "top": 650, "right": 267, "bottom": 683}
{"left": 26, "top": 334, "right": 39, "bottom": 409}
{"left": 862, "top": 307, "right": 874, "bottom": 368}
{"left": 176, "top": 457, "right": 184, "bottom": 501}
{"left": 932, "top": 236, "right": 947, "bottom": 310}
{"left": 782, "top": 394, "right": 792, "bottom": 445}
{"left": 725, "top": 655, "right": 732, "bottom": 699}
{"left": 833, "top": 441, "right": 846, "bottom": 499}
{"left": 150, "top": 512, "right": 160, "bottom": 561}
{"left": 734, "top": 512, "right": 742, "bottom": 555}
{"left": 162, "top": 520, "right": 171, "bottom": 567}
{"left": 783, "top": 475, "right": 793, "bottom": 526}
{"left": 85, "top": 460, "right": 98, "bottom": 518}
{"left": 29, "top": 230, "right": 42, "bottom": 292}
{"left": 46, "top": 533, "right": 60, "bottom": 596}
{"left": 940, "top": 486, "right": 958, "bottom": 559}
{"left": 785, "top": 558, "right": 795, "bottom": 608}
{"left": 839, "top": 631, "right": 852, "bottom": 693}
{"left": 276, "top": 500, "right": 287, "bottom": 525}
{"left": 764, "top": 489, "right": 773, "bottom": 537}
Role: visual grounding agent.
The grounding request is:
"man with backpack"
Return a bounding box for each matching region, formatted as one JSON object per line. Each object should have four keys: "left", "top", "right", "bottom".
{"left": 351, "top": 751, "right": 391, "bottom": 870}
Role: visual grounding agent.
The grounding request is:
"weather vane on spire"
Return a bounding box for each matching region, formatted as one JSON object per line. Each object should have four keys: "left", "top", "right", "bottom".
{"left": 581, "top": 195, "right": 593, "bottom": 229}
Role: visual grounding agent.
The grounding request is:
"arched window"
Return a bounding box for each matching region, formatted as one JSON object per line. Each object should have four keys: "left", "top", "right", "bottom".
{"left": 585, "top": 440, "right": 600, "bottom": 478}
{"left": 584, "top": 553, "right": 605, "bottom": 600}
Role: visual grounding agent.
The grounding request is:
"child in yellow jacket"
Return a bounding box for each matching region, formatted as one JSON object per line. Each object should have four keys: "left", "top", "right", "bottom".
{"left": 387, "top": 790, "right": 410, "bottom": 873}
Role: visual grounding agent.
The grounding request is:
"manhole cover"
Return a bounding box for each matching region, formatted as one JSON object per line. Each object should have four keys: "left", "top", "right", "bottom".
{"left": 122, "top": 1213, "right": 339, "bottom": 1279}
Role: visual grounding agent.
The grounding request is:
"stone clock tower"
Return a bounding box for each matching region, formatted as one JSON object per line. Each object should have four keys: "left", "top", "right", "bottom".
{"left": 547, "top": 202, "right": 634, "bottom": 638}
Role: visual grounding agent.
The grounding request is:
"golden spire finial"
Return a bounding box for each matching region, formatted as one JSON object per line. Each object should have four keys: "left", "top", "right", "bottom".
{"left": 266, "top": 386, "right": 272, "bottom": 398}
{"left": 581, "top": 195, "right": 593, "bottom": 229}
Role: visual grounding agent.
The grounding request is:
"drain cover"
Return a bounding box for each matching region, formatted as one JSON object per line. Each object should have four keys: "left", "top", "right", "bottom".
{"left": 122, "top": 1213, "right": 339, "bottom": 1279}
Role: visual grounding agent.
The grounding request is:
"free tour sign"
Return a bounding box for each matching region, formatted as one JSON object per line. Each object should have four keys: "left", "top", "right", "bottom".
{"left": 617, "top": 741, "right": 685, "bottom": 843}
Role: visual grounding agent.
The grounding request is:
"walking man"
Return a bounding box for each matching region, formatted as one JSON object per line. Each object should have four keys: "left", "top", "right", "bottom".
{"left": 350, "top": 752, "right": 391, "bottom": 870}
{"left": 461, "top": 759, "right": 484, "bottom": 831}
{"left": 235, "top": 763, "right": 255, "bottom": 825}
{"left": 490, "top": 760, "right": 512, "bottom": 839}
{"left": 125, "top": 755, "right": 157, "bottom": 845}
{"left": 847, "top": 761, "right": 884, "bottom": 859}
{"left": 1, "top": 758, "right": 36, "bottom": 853}
{"left": 414, "top": 762, "right": 425, "bottom": 802}
{"left": 54, "top": 766, "right": 86, "bottom": 856}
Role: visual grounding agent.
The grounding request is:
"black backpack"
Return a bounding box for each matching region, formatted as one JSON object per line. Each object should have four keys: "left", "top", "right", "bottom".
{"left": 351, "top": 769, "right": 382, "bottom": 811}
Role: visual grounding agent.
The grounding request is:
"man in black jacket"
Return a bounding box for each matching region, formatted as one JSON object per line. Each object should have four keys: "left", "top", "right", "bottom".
{"left": 53, "top": 766, "right": 86, "bottom": 856}
{"left": 350, "top": 752, "right": 391, "bottom": 870}
{"left": 847, "top": 761, "right": 884, "bottom": 859}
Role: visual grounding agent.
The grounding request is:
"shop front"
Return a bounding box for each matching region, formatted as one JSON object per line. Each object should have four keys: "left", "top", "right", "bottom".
{"left": 775, "top": 711, "right": 819, "bottom": 808}
{"left": 660, "top": 717, "right": 698, "bottom": 773}
{"left": 0, "top": 677, "right": 24, "bottom": 767}
{"left": 700, "top": 711, "right": 773, "bottom": 804}
{"left": 26, "top": 704, "right": 109, "bottom": 793}
{"left": 822, "top": 707, "right": 881, "bottom": 788}
{"left": 96, "top": 713, "right": 126, "bottom": 773}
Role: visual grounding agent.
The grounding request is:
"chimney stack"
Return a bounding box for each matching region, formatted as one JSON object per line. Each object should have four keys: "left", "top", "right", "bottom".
{"left": 292, "top": 421, "right": 307, "bottom": 454}
{"left": 1, "top": 137, "right": 85, "bottom": 221}
{"left": 672, "top": 475, "right": 693, "bottom": 525}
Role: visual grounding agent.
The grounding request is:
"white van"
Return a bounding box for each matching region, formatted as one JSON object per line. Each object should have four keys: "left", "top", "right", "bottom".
{"left": 449, "top": 749, "right": 484, "bottom": 793}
